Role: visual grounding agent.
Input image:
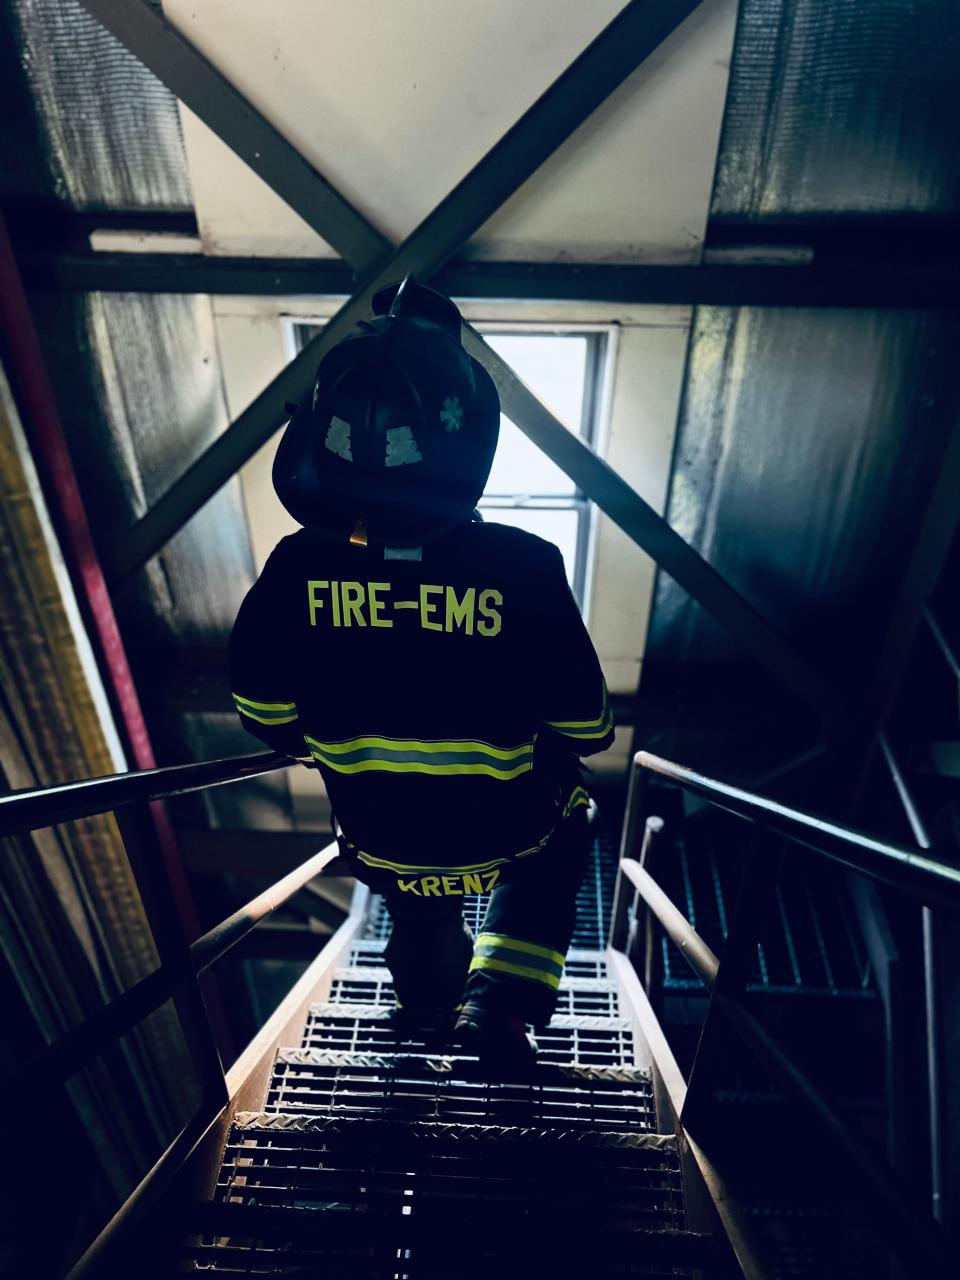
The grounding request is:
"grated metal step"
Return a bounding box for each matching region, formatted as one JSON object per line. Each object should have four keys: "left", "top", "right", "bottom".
{"left": 301, "top": 1002, "right": 636, "bottom": 1066}
{"left": 175, "top": 1113, "right": 701, "bottom": 1278}
{"left": 168, "top": 820, "right": 705, "bottom": 1277}
{"left": 348, "top": 936, "right": 611, "bottom": 977}
{"left": 329, "top": 964, "right": 620, "bottom": 1016}
{"left": 262, "top": 1049, "right": 657, "bottom": 1132}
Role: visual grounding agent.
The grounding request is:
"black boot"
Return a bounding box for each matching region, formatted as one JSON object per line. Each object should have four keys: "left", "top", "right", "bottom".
{"left": 454, "top": 1003, "right": 538, "bottom": 1075}
{"left": 389, "top": 1004, "right": 460, "bottom": 1049}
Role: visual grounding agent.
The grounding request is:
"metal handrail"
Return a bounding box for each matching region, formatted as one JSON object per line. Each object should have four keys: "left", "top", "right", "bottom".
{"left": 0, "top": 749, "right": 290, "bottom": 837}
{"left": 618, "top": 860, "right": 719, "bottom": 984}
{"left": 636, "top": 750, "right": 960, "bottom": 912}
{"left": 614, "top": 854, "right": 951, "bottom": 1276}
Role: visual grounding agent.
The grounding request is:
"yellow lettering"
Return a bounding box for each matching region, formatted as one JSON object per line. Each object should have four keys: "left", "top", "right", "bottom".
{"left": 341, "top": 581, "right": 367, "bottom": 627}
{"left": 307, "top": 580, "right": 328, "bottom": 626}
{"left": 397, "top": 878, "right": 421, "bottom": 895}
{"left": 441, "top": 875, "right": 462, "bottom": 896}
{"left": 330, "top": 579, "right": 341, "bottom": 627}
{"left": 368, "top": 582, "right": 393, "bottom": 628}
{"left": 421, "top": 876, "right": 441, "bottom": 897}
{"left": 477, "top": 589, "right": 503, "bottom": 637}
{"left": 462, "top": 873, "right": 484, "bottom": 895}
{"left": 420, "top": 584, "right": 443, "bottom": 631}
{"left": 482, "top": 870, "right": 501, "bottom": 891}
{"left": 445, "top": 586, "right": 475, "bottom": 634}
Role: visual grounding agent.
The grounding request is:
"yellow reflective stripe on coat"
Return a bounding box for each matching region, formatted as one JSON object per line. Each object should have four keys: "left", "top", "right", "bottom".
{"left": 545, "top": 680, "right": 613, "bottom": 740}
{"left": 470, "top": 932, "right": 565, "bottom": 989}
{"left": 305, "top": 733, "right": 535, "bottom": 779}
{"left": 355, "top": 850, "right": 512, "bottom": 876}
{"left": 232, "top": 692, "right": 298, "bottom": 725}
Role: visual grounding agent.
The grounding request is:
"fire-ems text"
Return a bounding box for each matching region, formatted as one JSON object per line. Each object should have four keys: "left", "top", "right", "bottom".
{"left": 307, "top": 580, "right": 502, "bottom": 635}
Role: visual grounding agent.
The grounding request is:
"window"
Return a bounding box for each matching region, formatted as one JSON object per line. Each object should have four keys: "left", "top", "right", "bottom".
{"left": 290, "top": 322, "right": 608, "bottom": 608}
{"left": 478, "top": 330, "right": 606, "bottom": 605}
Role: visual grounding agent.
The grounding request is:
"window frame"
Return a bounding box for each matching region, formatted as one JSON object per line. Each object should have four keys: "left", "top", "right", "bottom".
{"left": 476, "top": 325, "right": 608, "bottom": 607}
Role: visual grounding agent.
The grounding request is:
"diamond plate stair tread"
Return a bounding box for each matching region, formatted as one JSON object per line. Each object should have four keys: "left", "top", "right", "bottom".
{"left": 234, "top": 1109, "right": 674, "bottom": 1149}
{"left": 272, "top": 1046, "right": 650, "bottom": 1084}
{"left": 307, "top": 1002, "right": 630, "bottom": 1030}
{"left": 183, "top": 1114, "right": 698, "bottom": 1276}
{"left": 264, "top": 1049, "right": 656, "bottom": 1131}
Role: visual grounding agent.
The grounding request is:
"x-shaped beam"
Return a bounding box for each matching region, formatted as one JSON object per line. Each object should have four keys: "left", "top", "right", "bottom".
{"left": 82, "top": 0, "right": 853, "bottom": 736}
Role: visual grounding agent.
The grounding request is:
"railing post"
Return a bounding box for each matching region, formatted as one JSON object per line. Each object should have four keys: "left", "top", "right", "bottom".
{"left": 626, "top": 815, "right": 664, "bottom": 972}
{"left": 609, "top": 755, "right": 646, "bottom": 950}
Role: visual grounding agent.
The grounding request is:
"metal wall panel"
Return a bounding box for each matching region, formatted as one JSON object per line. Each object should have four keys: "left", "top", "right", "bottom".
{"left": 712, "top": 0, "right": 960, "bottom": 217}
{"left": 647, "top": 306, "right": 958, "bottom": 684}
{"left": 9, "top": 0, "right": 192, "bottom": 210}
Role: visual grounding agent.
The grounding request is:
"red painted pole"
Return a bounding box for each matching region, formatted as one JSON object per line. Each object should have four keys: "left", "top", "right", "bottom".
{"left": 0, "top": 211, "right": 201, "bottom": 936}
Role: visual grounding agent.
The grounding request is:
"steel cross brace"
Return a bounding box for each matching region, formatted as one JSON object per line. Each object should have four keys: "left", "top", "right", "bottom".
{"left": 82, "top": 0, "right": 852, "bottom": 735}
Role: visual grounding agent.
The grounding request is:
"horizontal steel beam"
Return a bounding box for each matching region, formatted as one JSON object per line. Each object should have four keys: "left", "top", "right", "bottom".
{"left": 20, "top": 250, "right": 960, "bottom": 307}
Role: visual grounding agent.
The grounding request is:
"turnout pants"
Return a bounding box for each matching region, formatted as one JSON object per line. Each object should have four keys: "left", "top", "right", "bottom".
{"left": 344, "top": 811, "right": 591, "bottom": 1027}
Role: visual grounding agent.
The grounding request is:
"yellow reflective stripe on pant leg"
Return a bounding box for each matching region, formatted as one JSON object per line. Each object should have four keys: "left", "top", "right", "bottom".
{"left": 468, "top": 955, "right": 562, "bottom": 990}
{"left": 475, "top": 932, "right": 565, "bottom": 969}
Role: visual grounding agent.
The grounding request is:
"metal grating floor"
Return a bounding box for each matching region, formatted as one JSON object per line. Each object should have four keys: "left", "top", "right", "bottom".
{"left": 182, "top": 1116, "right": 696, "bottom": 1278}
{"left": 301, "top": 1004, "right": 635, "bottom": 1067}
{"left": 328, "top": 966, "right": 619, "bottom": 1016}
{"left": 657, "top": 835, "right": 877, "bottom": 999}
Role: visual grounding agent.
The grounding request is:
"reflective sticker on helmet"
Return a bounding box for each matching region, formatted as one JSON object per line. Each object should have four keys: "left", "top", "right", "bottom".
{"left": 440, "top": 396, "right": 464, "bottom": 433}
{"left": 385, "top": 426, "right": 423, "bottom": 467}
{"left": 325, "top": 416, "right": 353, "bottom": 461}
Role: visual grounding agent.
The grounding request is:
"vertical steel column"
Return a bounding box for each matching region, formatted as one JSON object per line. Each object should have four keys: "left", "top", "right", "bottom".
{"left": 880, "top": 735, "right": 944, "bottom": 1222}
{"left": 609, "top": 757, "right": 646, "bottom": 949}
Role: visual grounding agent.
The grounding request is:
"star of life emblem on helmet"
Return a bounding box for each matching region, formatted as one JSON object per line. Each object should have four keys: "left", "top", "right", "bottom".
{"left": 440, "top": 396, "right": 464, "bottom": 432}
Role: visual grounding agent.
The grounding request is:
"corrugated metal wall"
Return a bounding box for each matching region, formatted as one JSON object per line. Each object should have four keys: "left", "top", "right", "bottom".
{"left": 641, "top": 0, "right": 960, "bottom": 772}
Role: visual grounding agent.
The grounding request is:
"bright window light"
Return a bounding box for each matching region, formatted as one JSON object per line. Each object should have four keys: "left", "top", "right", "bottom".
{"left": 479, "top": 330, "right": 606, "bottom": 606}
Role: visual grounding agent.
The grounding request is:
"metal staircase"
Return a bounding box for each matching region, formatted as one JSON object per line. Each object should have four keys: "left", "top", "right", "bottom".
{"left": 4, "top": 747, "right": 955, "bottom": 1279}
{"left": 172, "top": 840, "right": 721, "bottom": 1277}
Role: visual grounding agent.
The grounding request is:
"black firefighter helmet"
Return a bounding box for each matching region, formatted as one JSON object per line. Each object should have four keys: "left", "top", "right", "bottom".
{"left": 273, "top": 277, "right": 500, "bottom": 546}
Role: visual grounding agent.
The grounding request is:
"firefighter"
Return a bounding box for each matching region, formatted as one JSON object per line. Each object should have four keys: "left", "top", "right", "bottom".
{"left": 229, "top": 277, "right": 614, "bottom": 1070}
